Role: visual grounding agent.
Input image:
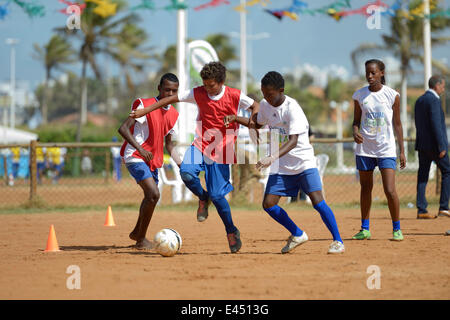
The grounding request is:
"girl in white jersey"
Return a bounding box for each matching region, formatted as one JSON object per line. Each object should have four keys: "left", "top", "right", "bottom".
{"left": 352, "top": 59, "right": 406, "bottom": 241}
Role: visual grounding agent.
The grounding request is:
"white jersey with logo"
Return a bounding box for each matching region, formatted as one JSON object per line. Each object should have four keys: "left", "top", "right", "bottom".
{"left": 352, "top": 85, "right": 399, "bottom": 158}
{"left": 257, "top": 95, "right": 316, "bottom": 175}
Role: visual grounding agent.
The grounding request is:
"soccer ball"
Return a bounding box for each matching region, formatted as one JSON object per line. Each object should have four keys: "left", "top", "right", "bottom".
{"left": 154, "top": 228, "right": 182, "bottom": 257}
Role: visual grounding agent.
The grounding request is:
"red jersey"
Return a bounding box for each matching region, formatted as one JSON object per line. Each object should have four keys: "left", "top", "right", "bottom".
{"left": 193, "top": 86, "right": 241, "bottom": 164}
{"left": 120, "top": 97, "right": 179, "bottom": 171}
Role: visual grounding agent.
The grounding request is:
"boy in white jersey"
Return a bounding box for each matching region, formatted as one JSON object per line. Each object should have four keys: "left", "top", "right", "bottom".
{"left": 352, "top": 59, "right": 406, "bottom": 241}
{"left": 225, "top": 71, "right": 344, "bottom": 254}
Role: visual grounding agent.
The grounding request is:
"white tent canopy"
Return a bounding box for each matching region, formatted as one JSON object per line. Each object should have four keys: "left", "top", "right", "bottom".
{"left": 0, "top": 126, "right": 37, "bottom": 144}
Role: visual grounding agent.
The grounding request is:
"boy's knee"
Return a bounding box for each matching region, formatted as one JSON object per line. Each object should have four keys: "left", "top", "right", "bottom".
{"left": 383, "top": 188, "right": 396, "bottom": 199}
{"left": 144, "top": 191, "right": 160, "bottom": 204}
{"left": 360, "top": 182, "right": 373, "bottom": 191}
{"left": 262, "top": 200, "right": 276, "bottom": 210}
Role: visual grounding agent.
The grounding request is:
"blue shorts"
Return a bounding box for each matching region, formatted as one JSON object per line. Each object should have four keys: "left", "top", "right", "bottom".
{"left": 356, "top": 155, "right": 397, "bottom": 171}
{"left": 37, "top": 162, "right": 46, "bottom": 171}
{"left": 50, "top": 163, "right": 64, "bottom": 172}
{"left": 126, "top": 162, "right": 159, "bottom": 184}
{"left": 180, "top": 145, "right": 233, "bottom": 200}
{"left": 265, "top": 168, "right": 322, "bottom": 197}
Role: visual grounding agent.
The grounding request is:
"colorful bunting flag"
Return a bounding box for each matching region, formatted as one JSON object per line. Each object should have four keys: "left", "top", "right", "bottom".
{"left": 0, "top": 0, "right": 448, "bottom": 21}
{"left": 234, "top": 0, "right": 270, "bottom": 13}
{"left": 194, "top": 0, "right": 230, "bottom": 11}
{"left": 265, "top": 0, "right": 306, "bottom": 20}
{"left": 0, "top": 2, "right": 10, "bottom": 20}
{"left": 12, "top": 0, "right": 45, "bottom": 17}
{"left": 164, "top": 0, "right": 188, "bottom": 11}
{"left": 131, "top": 0, "right": 155, "bottom": 11}
{"left": 58, "top": 0, "right": 86, "bottom": 15}
{"left": 85, "top": 0, "right": 117, "bottom": 18}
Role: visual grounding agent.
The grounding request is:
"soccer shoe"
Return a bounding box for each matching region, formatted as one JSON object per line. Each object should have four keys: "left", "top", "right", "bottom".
{"left": 417, "top": 213, "right": 437, "bottom": 219}
{"left": 327, "top": 241, "right": 345, "bottom": 254}
{"left": 197, "top": 198, "right": 210, "bottom": 222}
{"left": 352, "top": 229, "right": 371, "bottom": 240}
{"left": 281, "top": 232, "right": 308, "bottom": 254}
{"left": 392, "top": 229, "right": 404, "bottom": 241}
{"left": 227, "top": 229, "right": 242, "bottom": 253}
{"left": 438, "top": 210, "right": 450, "bottom": 218}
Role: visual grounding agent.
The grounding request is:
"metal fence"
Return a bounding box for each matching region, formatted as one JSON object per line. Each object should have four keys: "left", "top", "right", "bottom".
{"left": 0, "top": 138, "right": 441, "bottom": 210}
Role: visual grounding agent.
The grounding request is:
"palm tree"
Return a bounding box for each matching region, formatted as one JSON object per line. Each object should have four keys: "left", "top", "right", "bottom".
{"left": 33, "top": 35, "right": 76, "bottom": 125}
{"left": 157, "top": 33, "right": 239, "bottom": 83}
{"left": 205, "top": 33, "right": 240, "bottom": 86}
{"left": 158, "top": 44, "right": 177, "bottom": 76}
{"left": 57, "top": 0, "right": 137, "bottom": 142}
{"left": 205, "top": 33, "right": 238, "bottom": 66}
{"left": 57, "top": 0, "right": 139, "bottom": 177}
{"left": 108, "top": 21, "right": 155, "bottom": 94}
{"left": 351, "top": 0, "right": 449, "bottom": 154}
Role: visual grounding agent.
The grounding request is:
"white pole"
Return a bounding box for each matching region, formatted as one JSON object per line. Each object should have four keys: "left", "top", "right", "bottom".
{"left": 336, "top": 103, "right": 344, "bottom": 170}
{"left": 423, "top": 0, "right": 432, "bottom": 90}
{"left": 6, "top": 38, "right": 18, "bottom": 129}
{"left": 240, "top": 0, "right": 247, "bottom": 95}
{"left": 10, "top": 44, "right": 15, "bottom": 129}
{"left": 176, "top": 2, "right": 187, "bottom": 144}
{"left": 401, "top": 74, "right": 408, "bottom": 159}
{"left": 175, "top": 3, "right": 193, "bottom": 201}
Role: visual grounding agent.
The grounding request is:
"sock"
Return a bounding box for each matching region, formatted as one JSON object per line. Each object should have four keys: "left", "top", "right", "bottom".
{"left": 180, "top": 172, "right": 208, "bottom": 201}
{"left": 361, "top": 219, "right": 370, "bottom": 231}
{"left": 211, "top": 197, "right": 237, "bottom": 234}
{"left": 313, "top": 200, "right": 342, "bottom": 243}
{"left": 264, "top": 205, "right": 303, "bottom": 237}
{"left": 392, "top": 220, "right": 401, "bottom": 231}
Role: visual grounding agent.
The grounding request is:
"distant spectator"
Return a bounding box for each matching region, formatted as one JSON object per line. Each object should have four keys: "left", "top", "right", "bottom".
{"left": 36, "top": 139, "right": 47, "bottom": 184}
{"left": 11, "top": 147, "right": 20, "bottom": 179}
{"left": 47, "top": 147, "right": 66, "bottom": 184}
{"left": 111, "top": 137, "right": 122, "bottom": 182}
{"left": 414, "top": 75, "right": 449, "bottom": 219}
{"left": 81, "top": 149, "right": 93, "bottom": 175}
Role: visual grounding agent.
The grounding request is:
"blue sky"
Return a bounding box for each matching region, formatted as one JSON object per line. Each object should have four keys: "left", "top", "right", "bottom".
{"left": 0, "top": 0, "right": 449, "bottom": 91}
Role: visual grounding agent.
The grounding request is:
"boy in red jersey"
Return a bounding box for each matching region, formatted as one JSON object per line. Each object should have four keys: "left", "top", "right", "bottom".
{"left": 119, "top": 73, "right": 182, "bottom": 250}
{"left": 130, "top": 62, "right": 259, "bottom": 253}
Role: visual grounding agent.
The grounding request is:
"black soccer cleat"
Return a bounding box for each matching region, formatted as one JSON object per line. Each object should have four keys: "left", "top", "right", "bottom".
{"left": 227, "top": 229, "right": 242, "bottom": 253}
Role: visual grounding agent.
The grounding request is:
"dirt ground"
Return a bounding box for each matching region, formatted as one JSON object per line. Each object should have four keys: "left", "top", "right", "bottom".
{"left": 0, "top": 204, "right": 448, "bottom": 300}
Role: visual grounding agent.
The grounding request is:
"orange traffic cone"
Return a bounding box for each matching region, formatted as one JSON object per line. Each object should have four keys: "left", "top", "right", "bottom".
{"left": 44, "top": 224, "right": 60, "bottom": 252}
{"left": 104, "top": 206, "right": 116, "bottom": 227}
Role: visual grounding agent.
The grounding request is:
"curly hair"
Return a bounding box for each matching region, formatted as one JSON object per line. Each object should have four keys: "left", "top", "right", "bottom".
{"left": 261, "top": 71, "right": 285, "bottom": 89}
{"left": 200, "top": 61, "right": 227, "bottom": 83}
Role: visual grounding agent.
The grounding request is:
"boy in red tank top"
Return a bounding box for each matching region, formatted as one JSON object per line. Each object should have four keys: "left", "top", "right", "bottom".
{"left": 119, "top": 73, "right": 182, "bottom": 250}
{"left": 130, "top": 62, "right": 259, "bottom": 253}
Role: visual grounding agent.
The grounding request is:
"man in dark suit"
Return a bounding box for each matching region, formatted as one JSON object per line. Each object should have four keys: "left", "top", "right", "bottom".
{"left": 414, "top": 75, "right": 449, "bottom": 219}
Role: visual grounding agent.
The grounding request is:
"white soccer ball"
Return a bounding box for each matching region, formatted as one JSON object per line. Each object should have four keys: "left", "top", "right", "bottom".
{"left": 154, "top": 228, "right": 182, "bottom": 257}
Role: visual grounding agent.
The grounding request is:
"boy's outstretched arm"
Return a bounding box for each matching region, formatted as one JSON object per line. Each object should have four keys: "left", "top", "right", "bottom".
{"left": 248, "top": 101, "right": 261, "bottom": 143}
{"left": 224, "top": 115, "right": 252, "bottom": 128}
{"left": 129, "top": 95, "right": 180, "bottom": 118}
{"left": 223, "top": 113, "right": 263, "bottom": 129}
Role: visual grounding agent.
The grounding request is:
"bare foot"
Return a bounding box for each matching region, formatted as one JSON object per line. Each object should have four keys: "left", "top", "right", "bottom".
{"left": 135, "top": 238, "right": 154, "bottom": 250}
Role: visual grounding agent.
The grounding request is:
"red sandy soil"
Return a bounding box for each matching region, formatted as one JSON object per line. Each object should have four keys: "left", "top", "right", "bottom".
{"left": 0, "top": 205, "right": 448, "bottom": 300}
